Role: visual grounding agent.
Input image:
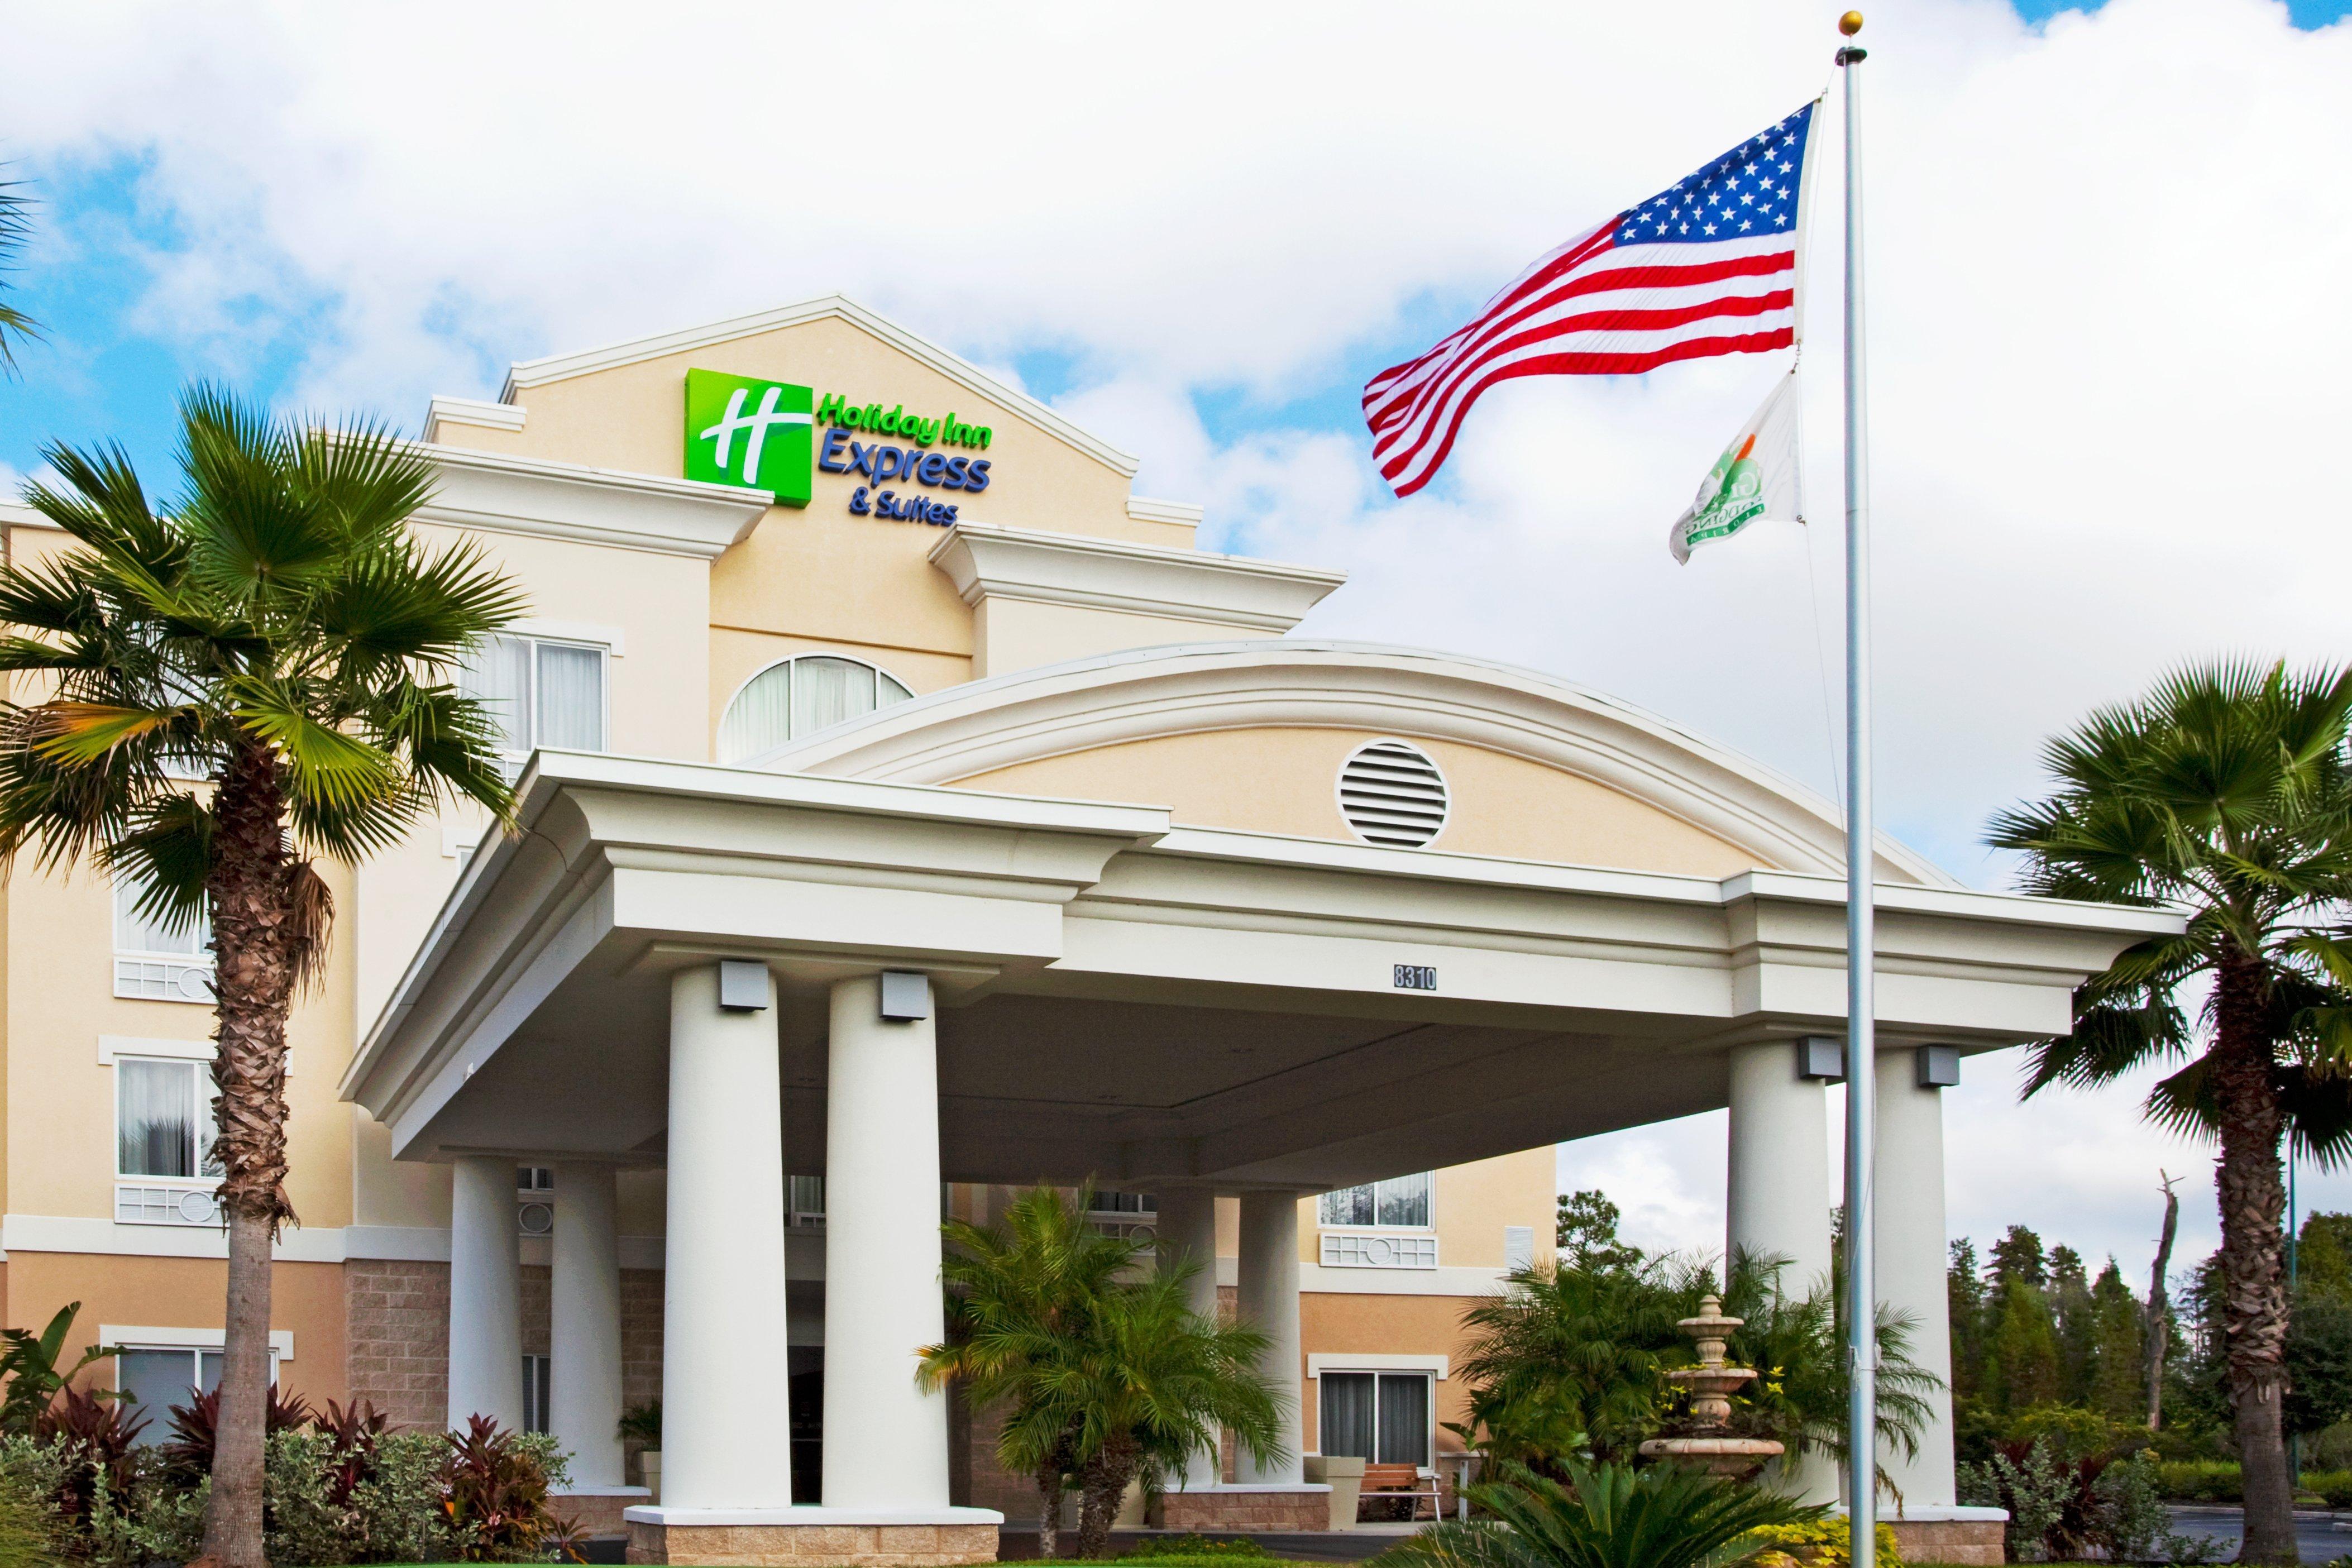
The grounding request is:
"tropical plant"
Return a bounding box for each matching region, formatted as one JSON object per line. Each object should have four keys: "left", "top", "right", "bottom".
{"left": 1375, "top": 1459, "right": 1819, "bottom": 1568}
{"left": 1450, "top": 1249, "right": 1933, "bottom": 1483}
{"left": 0, "top": 384, "right": 525, "bottom": 1568}
{"left": 439, "top": 1416, "right": 575, "bottom": 1563}
{"left": 1988, "top": 659, "right": 2352, "bottom": 1561}
{"left": 0, "top": 1303, "right": 121, "bottom": 1435}
{"left": 161, "top": 1384, "right": 319, "bottom": 1483}
{"left": 0, "top": 174, "right": 40, "bottom": 374}
{"left": 616, "top": 1399, "right": 661, "bottom": 1447}
{"left": 919, "top": 1183, "right": 1287, "bottom": 1560}
{"left": 32, "top": 1387, "right": 146, "bottom": 1530}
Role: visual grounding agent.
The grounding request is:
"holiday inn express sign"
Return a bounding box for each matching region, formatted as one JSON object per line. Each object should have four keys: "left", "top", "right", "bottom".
{"left": 683, "top": 367, "right": 993, "bottom": 525}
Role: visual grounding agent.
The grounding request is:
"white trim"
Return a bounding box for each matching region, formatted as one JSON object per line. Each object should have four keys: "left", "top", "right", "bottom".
{"left": 1307, "top": 1353, "right": 1449, "bottom": 1380}
{"left": 98, "top": 1035, "right": 214, "bottom": 1065}
{"left": 499, "top": 293, "right": 1142, "bottom": 479}
{"left": 413, "top": 443, "right": 769, "bottom": 560}
{"left": 926, "top": 523, "right": 1344, "bottom": 636}
{"left": 103, "top": 1323, "right": 294, "bottom": 1360}
{"left": 1299, "top": 1263, "right": 1512, "bottom": 1297}
{"left": 0, "top": 500, "right": 63, "bottom": 532}
{"left": 623, "top": 1505, "right": 1007, "bottom": 1527}
{"left": 1127, "top": 496, "right": 1206, "bottom": 527}
{"left": 750, "top": 640, "right": 1958, "bottom": 887}
{"left": 424, "top": 396, "right": 526, "bottom": 440}
{"left": 509, "top": 618, "right": 626, "bottom": 657}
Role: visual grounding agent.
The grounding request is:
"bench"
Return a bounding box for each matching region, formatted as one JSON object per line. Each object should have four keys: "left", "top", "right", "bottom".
{"left": 1359, "top": 1461, "right": 1443, "bottom": 1522}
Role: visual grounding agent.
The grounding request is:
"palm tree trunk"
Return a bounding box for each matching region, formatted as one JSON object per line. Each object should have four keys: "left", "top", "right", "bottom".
{"left": 1035, "top": 1464, "right": 1062, "bottom": 1560}
{"left": 197, "top": 743, "right": 300, "bottom": 1568}
{"left": 2212, "top": 948, "right": 2297, "bottom": 1564}
{"left": 1075, "top": 1442, "right": 1136, "bottom": 1560}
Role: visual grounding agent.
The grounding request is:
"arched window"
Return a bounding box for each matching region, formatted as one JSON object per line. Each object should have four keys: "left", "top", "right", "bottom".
{"left": 719, "top": 655, "right": 914, "bottom": 763}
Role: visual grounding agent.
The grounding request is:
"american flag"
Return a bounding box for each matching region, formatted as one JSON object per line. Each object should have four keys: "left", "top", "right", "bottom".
{"left": 1364, "top": 103, "right": 1817, "bottom": 499}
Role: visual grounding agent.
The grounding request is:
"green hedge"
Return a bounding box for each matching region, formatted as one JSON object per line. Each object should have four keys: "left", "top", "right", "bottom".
{"left": 2158, "top": 1460, "right": 2352, "bottom": 1507}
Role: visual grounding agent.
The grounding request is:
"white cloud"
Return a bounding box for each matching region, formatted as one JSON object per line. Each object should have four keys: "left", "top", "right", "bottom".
{"left": 6, "top": 0, "right": 2352, "bottom": 1270}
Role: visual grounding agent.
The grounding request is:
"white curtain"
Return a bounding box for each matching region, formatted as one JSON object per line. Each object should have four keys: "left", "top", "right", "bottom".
{"left": 462, "top": 635, "right": 533, "bottom": 754}
{"left": 719, "top": 663, "right": 794, "bottom": 763}
{"left": 792, "top": 657, "right": 873, "bottom": 736}
{"left": 118, "top": 1058, "right": 197, "bottom": 1177}
{"left": 114, "top": 874, "right": 208, "bottom": 957}
{"left": 534, "top": 643, "right": 604, "bottom": 751}
{"left": 1376, "top": 1173, "right": 1431, "bottom": 1227}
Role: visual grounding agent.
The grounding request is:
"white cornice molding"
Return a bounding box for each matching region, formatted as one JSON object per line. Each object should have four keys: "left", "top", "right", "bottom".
{"left": 747, "top": 640, "right": 1959, "bottom": 887}
{"left": 411, "top": 443, "right": 769, "bottom": 560}
{"left": 497, "top": 293, "right": 1142, "bottom": 480}
{"left": 1127, "top": 496, "right": 1206, "bottom": 527}
{"left": 424, "top": 395, "right": 527, "bottom": 441}
{"left": 928, "top": 523, "right": 1345, "bottom": 634}
{"left": 0, "top": 501, "right": 62, "bottom": 532}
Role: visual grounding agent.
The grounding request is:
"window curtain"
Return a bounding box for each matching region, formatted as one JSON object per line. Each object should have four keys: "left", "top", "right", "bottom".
{"left": 114, "top": 875, "right": 208, "bottom": 957}
{"left": 534, "top": 643, "right": 604, "bottom": 752}
{"left": 118, "top": 1059, "right": 197, "bottom": 1177}
{"left": 1376, "top": 1373, "right": 1431, "bottom": 1465}
{"left": 1376, "top": 1173, "right": 1431, "bottom": 1227}
{"left": 462, "top": 635, "right": 533, "bottom": 754}
{"left": 117, "top": 1350, "right": 201, "bottom": 1443}
{"left": 1321, "top": 1185, "right": 1373, "bottom": 1226}
{"left": 1320, "top": 1373, "right": 1376, "bottom": 1460}
{"left": 720, "top": 663, "right": 793, "bottom": 763}
{"left": 792, "top": 657, "right": 873, "bottom": 736}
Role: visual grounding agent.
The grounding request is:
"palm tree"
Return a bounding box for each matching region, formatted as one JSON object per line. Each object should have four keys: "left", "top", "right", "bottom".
{"left": 1053, "top": 1261, "right": 1285, "bottom": 1557}
{"left": 0, "top": 385, "right": 523, "bottom": 1568}
{"left": 0, "top": 173, "right": 40, "bottom": 372}
{"left": 1451, "top": 1250, "right": 1933, "bottom": 1488}
{"left": 1989, "top": 659, "right": 2352, "bottom": 1565}
{"left": 1378, "top": 1457, "right": 1819, "bottom": 1568}
{"left": 919, "top": 1184, "right": 1288, "bottom": 1559}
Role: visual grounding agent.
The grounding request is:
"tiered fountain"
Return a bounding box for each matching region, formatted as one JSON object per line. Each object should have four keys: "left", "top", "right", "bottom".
{"left": 1636, "top": 1294, "right": 1785, "bottom": 1479}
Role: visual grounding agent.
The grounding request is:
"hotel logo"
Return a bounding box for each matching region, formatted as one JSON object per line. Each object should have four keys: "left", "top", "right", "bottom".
{"left": 683, "top": 369, "right": 814, "bottom": 505}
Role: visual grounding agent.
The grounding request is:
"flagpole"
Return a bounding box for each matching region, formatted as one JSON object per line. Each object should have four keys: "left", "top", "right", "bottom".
{"left": 1834, "top": 13, "right": 1878, "bottom": 1568}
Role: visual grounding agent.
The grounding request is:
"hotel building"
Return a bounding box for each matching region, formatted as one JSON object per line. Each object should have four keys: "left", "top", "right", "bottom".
{"left": 0, "top": 298, "right": 2169, "bottom": 1565}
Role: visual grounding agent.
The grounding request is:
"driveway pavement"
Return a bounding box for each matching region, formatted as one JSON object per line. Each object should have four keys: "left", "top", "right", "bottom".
{"left": 2167, "top": 1505, "right": 2351, "bottom": 1562}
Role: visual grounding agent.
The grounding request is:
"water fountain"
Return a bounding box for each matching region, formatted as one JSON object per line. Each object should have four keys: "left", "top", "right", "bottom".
{"left": 1637, "top": 1294, "right": 1785, "bottom": 1479}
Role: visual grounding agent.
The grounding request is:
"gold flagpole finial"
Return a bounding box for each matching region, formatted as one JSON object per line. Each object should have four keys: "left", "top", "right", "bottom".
{"left": 1839, "top": 11, "right": 1865, "bottom": 35}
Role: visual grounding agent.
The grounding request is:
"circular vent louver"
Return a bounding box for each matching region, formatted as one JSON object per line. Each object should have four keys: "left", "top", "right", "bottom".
{"left": 1338, "top": 739, "right": 1450, "bottom": 849}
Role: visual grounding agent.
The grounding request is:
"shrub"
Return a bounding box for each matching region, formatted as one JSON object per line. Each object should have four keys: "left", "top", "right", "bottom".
{"left": 162, "top": 1383, "right": 318, "bottom": 1481}
{"left": 1965, "top": 1442, "right": 2213, "bottom": 1564}
{"left": 1376, "top": 1459, "right": 1820, "bottom": 1568}
{"left": 440, "top": 1414, "right": 574, "bottom": 1563}
{"left": 1744, "top": 1518, "right": 1901, "bottom": 1568}
{"left": 350, "top": 1431, "right": 458, "bottom": 1564}
{"left": 2156, "top": 1459, "right": 2241, "bottom": 1502}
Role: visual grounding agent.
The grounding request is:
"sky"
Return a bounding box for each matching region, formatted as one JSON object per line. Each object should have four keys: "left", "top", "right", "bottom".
{"left": 3, "top": 0, "right": 2350, "bottom": 1290}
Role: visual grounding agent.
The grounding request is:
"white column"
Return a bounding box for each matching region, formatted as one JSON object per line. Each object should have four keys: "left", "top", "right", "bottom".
{"left": 1875, "top": 1048, "right": 1957, "bottom": 1509}
{"left": 1726, "top": 1040, "right": 1835, "bottom": 1290}
{"left": 662, "top": 963, "right": 795, "bottom": 1510}
{"left": 448, "top": 1155, "right": 525, "bottom": 1432}
{"left": 1156, "top": 1188, "right": 1224, "bottom": 1488}
{"left": 551, "top": 1161, "right": 625, "bottom": 1489}
{"left": 822, "top": 972, "right": 950, "bottom": 1510}
{"left": 1235, "top": 1192, "right": 1303, "bottom": 1484}
{"left": 1725, "top": 1040, "right": 1839, "bottom": 1503}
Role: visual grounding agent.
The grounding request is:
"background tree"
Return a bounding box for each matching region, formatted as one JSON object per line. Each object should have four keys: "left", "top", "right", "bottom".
{"left": 2149, "top": 1173, "right": 2181, "bottom": 1430}
{"left": 1554, "top": 1189, "right": 1642, "bottom": 1273}
{"left": 0, "top": 386, "right": 522, "bottom": 1568}
{"left": 1990, "top": 659, "right": 2352, "bottom": 1563}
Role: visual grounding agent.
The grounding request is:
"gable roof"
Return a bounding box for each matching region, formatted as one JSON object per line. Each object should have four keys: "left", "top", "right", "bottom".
{"left": 497, "top": 294, "right": 1141, "bottom": 479}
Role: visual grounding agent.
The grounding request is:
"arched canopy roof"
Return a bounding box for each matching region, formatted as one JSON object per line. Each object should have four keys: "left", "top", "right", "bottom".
{"left": 746, "top": 640, "right": 1953, "bottom": 887}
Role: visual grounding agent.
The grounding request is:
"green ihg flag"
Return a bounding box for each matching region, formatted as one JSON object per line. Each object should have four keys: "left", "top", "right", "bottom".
{"left": 683, "top": 369, "right": 814, "bottom": 505}
{"left": 1669, "top": 370, "right": 1804, "bottom": 563}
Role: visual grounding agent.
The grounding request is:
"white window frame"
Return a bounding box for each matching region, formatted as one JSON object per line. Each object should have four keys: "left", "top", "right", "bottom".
{"left": 717, "top": 653, "right": 915, "bottom": 764}
{"left": 463, "top": 631, "right": 613, "bottom": 777}
{"left": 1311, "top": 1364, "right": 1438, "bottom": 1475}
{"left": 790, "top": 1175, "right": 826, "bottom": 1228}
{"left": 106, "top": 1326, "right": 290, "bottom": 1441}
{"left": 111, "top": 1052, "right": 223, "bottom": 1225}
{"left": 1317, "top": 1172, "right": 1435, "bottom": 1230}
{"left": 111, "top": 874, "right": 214, "bottom": 1005}
{"left": 517, "top": 1166, "right": 554, "bottom": 1236}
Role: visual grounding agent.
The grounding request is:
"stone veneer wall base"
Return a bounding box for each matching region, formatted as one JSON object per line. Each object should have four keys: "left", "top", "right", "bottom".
{"left": 625, "top": 1520, "right": 998, "bottom": 1566}
{"left": 1155, "top": 1485, "right": 1331, "bottom": 1533}
{"left": 1884, "top": 1518, "right": 2004, "bottom": 1568}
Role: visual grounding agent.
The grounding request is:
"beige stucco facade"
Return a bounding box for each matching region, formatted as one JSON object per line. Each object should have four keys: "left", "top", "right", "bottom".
{"left": 0, "top": 296, "right": 1602, "bottom": 1500}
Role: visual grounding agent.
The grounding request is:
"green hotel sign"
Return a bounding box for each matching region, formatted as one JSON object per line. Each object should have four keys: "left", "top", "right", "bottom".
{"left": 682, "top": 367, "right": 997, "bottom": 525}
{"left": 683, "top": 370, "right": 814, "bottom": 505}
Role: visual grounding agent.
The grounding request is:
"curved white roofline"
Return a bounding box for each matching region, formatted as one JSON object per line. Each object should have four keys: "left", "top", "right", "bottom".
{"left": 745, "top": 639, "right": 1955, "bottom": 888}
